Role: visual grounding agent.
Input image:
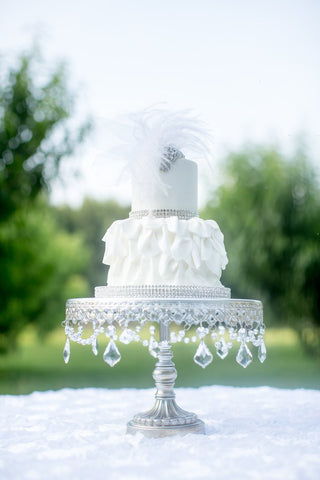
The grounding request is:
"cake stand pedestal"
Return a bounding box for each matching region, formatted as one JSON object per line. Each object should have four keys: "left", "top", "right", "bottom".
{"left": 127, "top": 322, "right": 205, "bottom": 437}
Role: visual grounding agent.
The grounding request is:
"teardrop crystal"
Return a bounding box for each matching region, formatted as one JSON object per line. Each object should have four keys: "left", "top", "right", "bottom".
{"left": 258, "top": 339, "right": 267, "bottom": 363}
{"left": 63, "top": 338, "right": 70, "bottom": 364}
{"left": 92, "top": 337, "right": 98, "bottom": 356}
{"left": 193, "top": 340, "right": 213, "bottom": 368}
{"left": 103, "top": 339, "right": 121, "bottom": 367}
{"left": 236, "top": 342, "right": 253, "bottom": 368}
{"left": 216, "top": 337, "right": 228, "bottom": 359}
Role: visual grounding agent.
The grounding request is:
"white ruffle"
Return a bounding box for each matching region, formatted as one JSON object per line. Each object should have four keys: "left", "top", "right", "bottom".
{"left": 103, "top": 216, "right": 228, "bottom": 286}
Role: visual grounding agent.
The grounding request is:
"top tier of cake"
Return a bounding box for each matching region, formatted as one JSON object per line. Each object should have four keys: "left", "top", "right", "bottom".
{"left": 131, "top": 157, "right": 198, "bottom": 213}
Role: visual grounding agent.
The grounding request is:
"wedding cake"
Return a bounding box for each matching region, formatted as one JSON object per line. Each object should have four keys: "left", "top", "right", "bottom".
{"left": 97, "top": 110, "right": 229, "bottom": 298}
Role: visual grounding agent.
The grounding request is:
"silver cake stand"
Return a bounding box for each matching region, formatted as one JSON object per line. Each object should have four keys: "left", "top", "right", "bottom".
{"left": 64, "top": 286, "right": 264, "bottom": 437}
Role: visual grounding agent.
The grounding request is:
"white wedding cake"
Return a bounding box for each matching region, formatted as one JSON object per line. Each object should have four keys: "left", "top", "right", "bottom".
{"left": 102, "top": 160, "right": 228, "bottom": 290}
{"left": 96, "top": 109, "right": 229, "bottom": 297}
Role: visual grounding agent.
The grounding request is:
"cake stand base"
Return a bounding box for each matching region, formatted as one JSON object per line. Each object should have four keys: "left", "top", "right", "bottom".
{"left": 127, "top": 322, "right": 205, "bottom": 437}
{"left": 127, "top": 419, "right": 205, "bottom": 438}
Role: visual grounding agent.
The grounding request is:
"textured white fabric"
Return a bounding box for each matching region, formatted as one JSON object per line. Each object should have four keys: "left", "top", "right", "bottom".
{"left": 103, "top": 216, "right": 228, "bottom": 286}
{"left": 1, "top": 386, "right": 319, "bottom": 480}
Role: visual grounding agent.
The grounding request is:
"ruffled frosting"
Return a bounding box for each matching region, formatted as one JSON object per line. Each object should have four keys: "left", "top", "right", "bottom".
{"left": 102, "top": 216, "right": 228, "bottom": 287}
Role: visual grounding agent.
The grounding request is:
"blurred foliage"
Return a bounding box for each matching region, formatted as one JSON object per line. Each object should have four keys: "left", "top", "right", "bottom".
{"left": 202, "top": 143, "right": 320, "bottom": 355}
{"left": 54, "top": 198, "right": 130, "bottom": 289}
{"left": 0, "top": 48, "right": 91, "bottom": 352}
{"left": 0, "top": 200, "right": 89, "bottom": 352}
{"left": 0, "top": 48, "right": 90, "bottom": 222}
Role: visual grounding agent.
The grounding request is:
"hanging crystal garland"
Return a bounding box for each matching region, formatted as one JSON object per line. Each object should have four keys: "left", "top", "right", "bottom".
{"left": 63, "top": 298, "right": 266, "bottom": 369}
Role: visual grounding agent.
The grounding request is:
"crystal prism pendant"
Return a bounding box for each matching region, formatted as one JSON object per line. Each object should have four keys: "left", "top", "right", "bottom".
{"left": 119, "top": 328, "right": 135, "bottom": 345}
{"left": 258, "top": 339, "right": 267, "bottom": 363}
{"left": 216, "top": 338, "right": 228, "bottom": 359}
{"left": 193, "top": 340, "right": 213, "bottom": 368}
{"left": 92, "top": 337, "right": 98, "bottom": 356}
{"left": 103, "top": 339, "right": 121, "bottom": 367}
{"left": 236, "top": 342, "right": 253, "bottom": 368}
{"left": 63, "top": 338, "right": 70, "bottom": 364}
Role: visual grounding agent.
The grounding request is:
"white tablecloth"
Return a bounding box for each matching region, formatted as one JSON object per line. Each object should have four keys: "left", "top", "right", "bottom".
{"left": 1, "top": 386, "right": 319, "bottom": 480}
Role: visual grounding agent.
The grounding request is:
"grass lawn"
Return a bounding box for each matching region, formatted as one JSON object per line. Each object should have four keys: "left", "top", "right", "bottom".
{"left": 0, "top": 327, "right": 319, "bottom": 394}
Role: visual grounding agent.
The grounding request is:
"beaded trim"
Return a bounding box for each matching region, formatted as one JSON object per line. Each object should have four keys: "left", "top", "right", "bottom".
{"left": 129, "top": 209, "right": 199, "bottom": 219}
{"left": 64, "top": 297, "right": 265, "bottom": 369}
{"left": 95, "top": 285, "right": 231, "bottom": 299}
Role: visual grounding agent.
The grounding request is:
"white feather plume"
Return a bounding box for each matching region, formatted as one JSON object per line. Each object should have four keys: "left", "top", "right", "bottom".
{"left": 108, "top": 107, "right": 213, "bottom": 195}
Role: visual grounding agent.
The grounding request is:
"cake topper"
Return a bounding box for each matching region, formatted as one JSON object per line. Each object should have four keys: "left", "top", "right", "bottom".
{"left": 108, "top": 107, "right": 212, "bottom": 194}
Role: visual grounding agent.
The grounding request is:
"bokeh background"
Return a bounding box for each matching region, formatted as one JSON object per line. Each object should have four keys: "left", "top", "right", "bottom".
{"left": 0, "top": 0, "right": 319, "bottom": 394}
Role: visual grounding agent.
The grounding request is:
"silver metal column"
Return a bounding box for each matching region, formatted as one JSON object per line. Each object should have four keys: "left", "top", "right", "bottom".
{"left": 127, "top": 322, "right": 205, "bottom": 437}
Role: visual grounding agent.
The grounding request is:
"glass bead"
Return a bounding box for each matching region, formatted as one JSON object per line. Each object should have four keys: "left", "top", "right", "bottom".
{"left": 215, "top": 338, "right": 228, "bottom": 359}
{"left": 149, "top": 338, "right": 159, "bottom": 358}
{"left": 149, "top": 325, "right": 156, "bottom": 335}
{"left": 196, "top": 326, "right": 208, "bottom": 339}
{"left": 119, "top": 328, "right": 135, "bottom": 345}
{"left": 92, "top": 338, "right": 98, "bottom": 356}
{"left": 170, "top": 332, "right": 177, "bottom": 343}
{"left": 106, "top": 325, "right": 116, "bottom": 337}
{"left": 218, "top": 325, "right": 225, "bottom": 335}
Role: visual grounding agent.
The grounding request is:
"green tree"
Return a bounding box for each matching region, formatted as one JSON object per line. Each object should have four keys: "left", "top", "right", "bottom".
{"left": 202, "top": 143, "right": 320, "bottom": 354}
{"left": 0, "top": 48, "right": 90, "bottom": 222}
{"left": 0, "top": 48, "right": 91, "bottom": 351}
{"left": 0, "top": 201, "right": 90, "bottom": 352}
{"left": 54, "top": 198, "right": 130, "bottom": 290}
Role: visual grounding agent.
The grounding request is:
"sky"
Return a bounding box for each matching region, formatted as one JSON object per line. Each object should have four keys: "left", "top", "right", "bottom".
{"left": 1, "top": 0, "right": 319, "bottom": 208}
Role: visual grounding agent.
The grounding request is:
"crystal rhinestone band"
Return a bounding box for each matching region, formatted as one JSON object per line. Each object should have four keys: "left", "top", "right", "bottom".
{"left": 95, "top": 285, "right": 231, "bottom": 299}
{"left": 129, "top": 209, "right": 199, "bottom": 219}
{"left": 65, "top": 298, "right": 263, "bottom": 329}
